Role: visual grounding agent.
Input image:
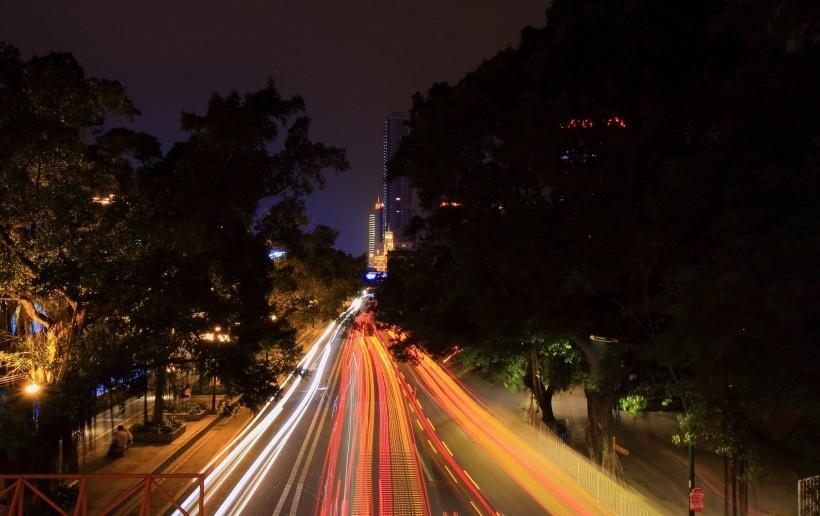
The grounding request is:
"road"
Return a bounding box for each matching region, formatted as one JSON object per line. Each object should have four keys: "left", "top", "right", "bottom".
{"left": 171, "top": 299, "right": 657, "bottom": 515}
{"left": 174, "top": 300, "right": 358, "bottom": 514}
{"left": 176, "top": 302, "right": 495, "bottom": 515}
{"left": 317, "top": 314, "right": 428, "bottom": 515}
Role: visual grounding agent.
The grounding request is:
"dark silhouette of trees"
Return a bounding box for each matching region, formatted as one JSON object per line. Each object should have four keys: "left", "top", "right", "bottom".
{"left": 376, "top": 0, "right": 820, "bottom": 474}
{"left": 0, "top": 42, "right": 357, "bottom": 474}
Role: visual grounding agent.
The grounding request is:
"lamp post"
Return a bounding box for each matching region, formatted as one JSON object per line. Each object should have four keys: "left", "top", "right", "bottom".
{"left": 202, "top": 326, "right": 230, "bottom": 413}
{"left": 689, "top": 438, "right": 696, "bottom": 516}
{"left": 591, "top": 333, "right": 697, "bottom": 513}
{"left": 210, "top": 360, "right": 217, "bottom": 413}
{"left": 24, "top": 382, "right": 41, "bottom": 433}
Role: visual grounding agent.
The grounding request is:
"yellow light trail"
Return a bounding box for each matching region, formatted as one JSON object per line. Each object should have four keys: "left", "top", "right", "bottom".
{"left": 411, "top": 350, "right": 613, "bottom": 516}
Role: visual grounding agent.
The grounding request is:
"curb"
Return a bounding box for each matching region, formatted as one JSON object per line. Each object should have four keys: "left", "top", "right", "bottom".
{"left": 151, "top": 395, "right": 244, "bottom": 474}
{"left": 150, "top": 412, "right": 226, "bottom": 475}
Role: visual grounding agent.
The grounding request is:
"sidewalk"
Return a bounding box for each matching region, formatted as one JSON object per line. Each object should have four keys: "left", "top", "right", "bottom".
{"left": 456, "top": 371, "right": 800, "bottom": 515}
{"left": 72, "top": 326, "right": 325, "bottom": 512}
{"left": 78, "top": 401, "right": 253, "bottom": 513}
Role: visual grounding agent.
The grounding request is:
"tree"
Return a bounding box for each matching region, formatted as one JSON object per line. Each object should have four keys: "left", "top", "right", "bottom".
{"left": 376, "top": 0, "right": 820, "bottom": 471}
{"left": 0, "top": 42, "right": 157, "bottom": 472}
{"left": 128, "top": 80, "right": 350, "bottom": 417}
{"left": 260, "top": 200, "right": 363, "bottom": 330}
{"left": 0, "top": 42, "right": 353, "bottom": 474}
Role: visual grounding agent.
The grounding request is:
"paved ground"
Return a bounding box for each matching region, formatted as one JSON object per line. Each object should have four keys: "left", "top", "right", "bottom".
{"left": 77, "top": 398, "right": 253, "bottom": 513}
{"left": 73, "top": 326, "right": 327, "bottom": 513}
{"left": 75, "top": 357, "right": 802, "bottom": 515}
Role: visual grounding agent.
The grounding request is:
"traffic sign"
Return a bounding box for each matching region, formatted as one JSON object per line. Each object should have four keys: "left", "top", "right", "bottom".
{"left": 689, "top": 487, "right": 705, "bottom": 512}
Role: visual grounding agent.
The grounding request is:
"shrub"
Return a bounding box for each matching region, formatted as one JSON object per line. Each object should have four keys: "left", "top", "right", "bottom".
{"left": 131, "top": 417, "right": 183, "bottom": 434}
{"left": 51, "top": 480, "right": 79, "bottom": 510}
{"left": 166, "top": 400, "right": 205, "bottom": 414}
{"left": 220, "top": 401, "right": 239, "bottom": 417}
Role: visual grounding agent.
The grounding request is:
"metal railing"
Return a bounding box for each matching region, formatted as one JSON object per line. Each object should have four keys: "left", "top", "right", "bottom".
{"left": 798, "top": 474, "right": 820, "bottom": 516}
{"left": 0, "top": 473, "right": 205, "bottom": 516}
{"left": 527, "top": 419, "right": 664, "bottom": 516}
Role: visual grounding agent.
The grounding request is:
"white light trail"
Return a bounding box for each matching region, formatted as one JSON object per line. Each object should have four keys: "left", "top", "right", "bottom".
{"left": 175, "top": 297, "right": 363, "bottom": 515}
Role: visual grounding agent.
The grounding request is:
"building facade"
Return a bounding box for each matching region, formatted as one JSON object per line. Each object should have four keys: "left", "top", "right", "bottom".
{"left": 382, "top": 113, "right": 416, "bottom": 250}
{"left": 367, "top": 198, "right": 385, "bottom": 268}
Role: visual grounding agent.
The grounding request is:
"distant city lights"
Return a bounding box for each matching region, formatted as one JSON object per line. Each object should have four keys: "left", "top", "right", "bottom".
{"left": 559, "top": 116, "right": 628, "bottom": 130}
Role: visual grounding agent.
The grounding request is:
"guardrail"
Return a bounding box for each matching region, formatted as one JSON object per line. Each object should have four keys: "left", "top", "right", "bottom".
{"left": 798, "top": 474, "right": 820, "bottom": 516}
{"left": 0, "top": 473, "right": 204, "bottom": 515}
{"left": 526, "top": 419, "right": 664, "bottom": 516}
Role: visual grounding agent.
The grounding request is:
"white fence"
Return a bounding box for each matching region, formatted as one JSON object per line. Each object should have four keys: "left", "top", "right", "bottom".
{"left": 529, "top": 419, "right": 664, "bottom": 516}
{"left": 798, "top": 475, "right": 820, "bottom": 516}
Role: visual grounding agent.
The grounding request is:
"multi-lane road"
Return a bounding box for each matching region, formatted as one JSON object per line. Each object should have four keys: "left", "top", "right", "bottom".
{"left": 175, "top": 297, "right": 652, "bottom": 515}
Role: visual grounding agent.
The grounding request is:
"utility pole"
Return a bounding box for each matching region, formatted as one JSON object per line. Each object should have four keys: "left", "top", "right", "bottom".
{"left": 689, "top": 438, "right": 695, "bottom": 516}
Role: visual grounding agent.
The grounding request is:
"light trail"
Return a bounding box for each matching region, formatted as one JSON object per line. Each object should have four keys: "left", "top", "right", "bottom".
{"left": 365, "top": 329, "right": 497, "bottom": 516}
{"left": 318, "top": 315, "right": 429, "bottom": 515}
{"left": 410, "top": 349, "right": 613, "bottom": 516}
{"left": 219, "top": 341, "right": 333, "bottom": 514}
{"left": 174, "top": 298, "right": 362, "bottom": 515}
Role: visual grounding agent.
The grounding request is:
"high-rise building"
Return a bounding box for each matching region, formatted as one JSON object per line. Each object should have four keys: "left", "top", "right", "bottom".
{"left": 367, "top": 198, "right": 385, "bottom": 267}
{"left": 367, "top": 213, "right": 376, "bottom": 266}
{"left": 382, "top": 113, "right": 417, "bottom": 250}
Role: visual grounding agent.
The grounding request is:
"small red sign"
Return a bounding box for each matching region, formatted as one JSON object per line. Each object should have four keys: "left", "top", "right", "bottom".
{"left": 689, "top": 487, "right": 705, "bottom": 512}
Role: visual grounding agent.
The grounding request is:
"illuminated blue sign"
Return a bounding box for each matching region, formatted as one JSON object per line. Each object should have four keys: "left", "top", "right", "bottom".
{"left": 363, "top": 270, "right": 387, "bottom": 283}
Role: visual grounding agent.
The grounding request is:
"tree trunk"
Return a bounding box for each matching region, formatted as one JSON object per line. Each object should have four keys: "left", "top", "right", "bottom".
{"left": 731, "top": 453, "right": 737, "bottom": 515}
{"left": 571, "top": 334, "right": 626, "bottom": 468}
{"left": 143, "top": 381, "right": 149, "bottom": 426}
{"left": 584, "top": 386, "right": 616, "bottom": 471}
{"left": 542, "top": 382, "right": 556, "bottom": 424}
{"left": 724, "top": 455, "right": 730, "bottom": 516}
{"left": 107, "top": 384, "right": 115, "bottom": 434}
{"left": 153, "top": 366, "right": 166, "bottom": 423}
{"left": 525, "top": 350, "right": 558, "bottom": 428}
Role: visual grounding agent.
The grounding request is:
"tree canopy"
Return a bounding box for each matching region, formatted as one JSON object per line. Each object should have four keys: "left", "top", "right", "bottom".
{"left": 376, "top": 0, "right": 820, "bottom": 470}
{"left": 0, "top": 41, "right": 360, "bottom": 473}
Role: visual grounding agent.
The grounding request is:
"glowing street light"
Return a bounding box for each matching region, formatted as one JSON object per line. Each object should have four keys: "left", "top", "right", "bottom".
{"left": 202, "top": 326, "right": 231, "bottom": 412}
{"left": 91, "top": 193, "right": 116, "bottom": 205}
{"left": 24, "top": 382, "right": 41, "bottom": 395}
{"left": 24, "top": 382, "right": 42, "bottom": 433}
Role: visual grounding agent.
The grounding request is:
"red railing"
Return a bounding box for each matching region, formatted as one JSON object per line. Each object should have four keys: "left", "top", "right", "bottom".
{"left": 0, "top": 473, "right": 205, "bottom": 516}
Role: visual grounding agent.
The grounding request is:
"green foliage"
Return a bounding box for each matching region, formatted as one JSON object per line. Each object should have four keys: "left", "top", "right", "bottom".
{"left": 618, "top": 395, "right": 647, "bottom": 417}
{"left": 459, "top": 347, "right": 528, "bottom": 391}
{"left": 131, "top": 417, "right": 183, "bottom": 435}
{"left": 0, "top": 41, "right": 352, "bottom": 472}
{"left": 165, "top": 400, "right": 206, "bottom": 414}
{"left": 50, "top": 480, "right": 79, "bottom": 510}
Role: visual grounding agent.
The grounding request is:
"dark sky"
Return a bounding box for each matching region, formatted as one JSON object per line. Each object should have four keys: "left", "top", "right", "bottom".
{"left": 1, "top": 1, "right": 549, "bottom": 255}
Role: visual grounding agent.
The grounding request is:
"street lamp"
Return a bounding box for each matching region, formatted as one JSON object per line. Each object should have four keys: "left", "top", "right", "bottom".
{"left": 91, "top": 193, "right": 116, "bottom": 205}
{"left": 202, "top": 326, "right": 230, "bottom": 413}
{"left": 590, "top": 333, "right": 696, "bottom": 513}
{"left": 24, "top": 382, "right": 41, "bottom": 433}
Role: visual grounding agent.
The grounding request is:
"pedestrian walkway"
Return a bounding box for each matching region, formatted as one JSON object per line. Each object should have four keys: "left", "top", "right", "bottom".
{"left": 77, "top": 400, "right": 253, "bottom": 513}
{"left": 74, "top": 326, "right": 325, "bottom": 512}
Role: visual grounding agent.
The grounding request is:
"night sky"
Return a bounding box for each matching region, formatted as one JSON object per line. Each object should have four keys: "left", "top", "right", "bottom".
{"left": 1, "top": 1, "right": 549, "bottom": 255}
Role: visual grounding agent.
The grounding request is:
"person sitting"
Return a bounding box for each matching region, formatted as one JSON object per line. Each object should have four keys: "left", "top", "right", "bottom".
{"left": 107, "top": 424, "right": 133, "bottom": 458}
